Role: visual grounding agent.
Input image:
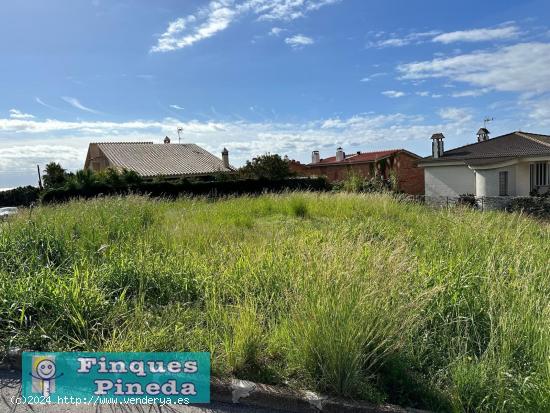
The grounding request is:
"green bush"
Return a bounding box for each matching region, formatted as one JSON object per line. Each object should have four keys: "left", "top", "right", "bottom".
{"left": 508, "top": 197, "right": 550, "bottom": 218}
{"left": 41, "top": 177, "right": 330, "bottom": 204}
{"left": 0, "top": 186, "right": 40, "bottom": 207}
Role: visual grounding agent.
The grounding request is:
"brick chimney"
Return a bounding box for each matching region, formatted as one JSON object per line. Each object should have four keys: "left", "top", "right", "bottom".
{"left": 431, "top": 133, "right": 445, "bottom": 158}
{"left": 311, "top": 150, "right": 320, "bottom": 164}
{"left": 221, "top": 148, "right": 229, "bottom": 168}
{"left": 336, "top": 147, "right": 345, "bottom": 162}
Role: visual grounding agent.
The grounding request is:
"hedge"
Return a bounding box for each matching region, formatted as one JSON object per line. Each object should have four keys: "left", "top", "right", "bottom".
{"left": 40, "top": 177, "right": 331, "bottom": 204}
{"left": 508, "top": 196, "right": 550, "bottom": 219}
{"left": 0, "top": 186, "right": 41, "bottom": 207}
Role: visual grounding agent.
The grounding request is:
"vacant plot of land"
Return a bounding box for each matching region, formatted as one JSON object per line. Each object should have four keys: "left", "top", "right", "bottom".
{"left": 0, "top": 193, "right": 548, "bottom": 412}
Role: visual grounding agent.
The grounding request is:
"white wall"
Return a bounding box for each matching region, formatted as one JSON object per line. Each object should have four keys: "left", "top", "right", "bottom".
{"left": 515, "top": 163, "right": 531, "bottom": 196}
{"left": 476, "top": 166, "right": 516, "bottom": 197}
{"left": 424, "top": 165, "right": 476, "bottom": 197}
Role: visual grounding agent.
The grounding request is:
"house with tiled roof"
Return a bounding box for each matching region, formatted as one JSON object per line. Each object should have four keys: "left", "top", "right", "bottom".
{"left": 418, "top": 130, "right": 550, "bottom": 198}
{"left": 84, "top": 138, "right": 235, "bottom": 179}
{"left": 288, "top": 147, "right": 424, "bottom": 195}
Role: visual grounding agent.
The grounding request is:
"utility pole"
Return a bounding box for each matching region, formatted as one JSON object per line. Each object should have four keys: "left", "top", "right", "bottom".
{"left": 37, "top": 165, "right": 43, "bottom": 190}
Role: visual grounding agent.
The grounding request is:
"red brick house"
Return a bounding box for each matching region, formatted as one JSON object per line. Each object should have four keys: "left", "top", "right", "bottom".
{"left": 289, "top": 147, "right": 424, "bottom": 195}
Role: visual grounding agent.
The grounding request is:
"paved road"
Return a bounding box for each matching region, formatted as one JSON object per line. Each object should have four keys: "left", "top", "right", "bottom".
{"left": 0, "top": 370, "right": 285, "bottom": 413}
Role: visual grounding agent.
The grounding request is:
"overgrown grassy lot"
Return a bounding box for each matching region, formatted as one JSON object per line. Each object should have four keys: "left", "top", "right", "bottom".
{"left": 1, "top": 193, "right": 548, "bottom": 412}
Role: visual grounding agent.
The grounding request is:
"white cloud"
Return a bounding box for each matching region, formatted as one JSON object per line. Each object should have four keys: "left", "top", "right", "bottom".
{"left": 0, "top": 110, "right": 473, "bottom": 175}
{"left": 61, "top": 96, "right": 101, "bottom": 114}
{"left": 284, "top": 34, "right": 314, "bottom": 49}
{"left": 416, "top": 91, "right": 443, "bottom": 98}
{"left": 360, "top": 72, "right": 386, "bottom": 82}
{"left": 151, "top": 2, "right": 235, "bottom": 52}
{"left": 433, "top": 25, "right": 520, "bottom": 44}
{"left": 35, "top": 97, "right": 63, "bottom": 112}
{"left": 525, "top": 99, "right": 550, "bottom": 126}
{"left": 151, "top": 0, "right": 339, "bottom": 52}
{"left": 245, "top": 0, "right": 341, "bottom": 21}
{"left": 438, "top": 107, "right": 473, "bottom": 122}
{"left": 451, "top": 88, "right": 491, "bottom": 98}
{"left": 398, "top": 42, "right": 550, "bottom": 95}
{"left": 367, "top": 30, "right": 441, "bottom": 48}
{"left": 170, "top": 104, "right": 185, "bottom": 110}
{"left": 269, "top": 27, "right": 285, "bottom": 36}
{"left": 382, "top": 90, "right": 406, "bottom": 98}
{"left": 9, "top": 109, "right": 34, "bottom": 119}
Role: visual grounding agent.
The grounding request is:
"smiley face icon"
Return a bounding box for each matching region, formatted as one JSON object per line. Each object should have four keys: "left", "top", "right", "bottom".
{"left": 36, "top": 359, "right": 56, "bottom": 380}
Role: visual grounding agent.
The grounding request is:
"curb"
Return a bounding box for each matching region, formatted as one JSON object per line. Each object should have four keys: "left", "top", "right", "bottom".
{"left": 1, "top": 350, "right": 429, "bottom": 413}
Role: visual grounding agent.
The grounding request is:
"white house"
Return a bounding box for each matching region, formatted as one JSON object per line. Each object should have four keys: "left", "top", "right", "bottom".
{"left": 418, "top": 130, "right": 550, "bottom": 198}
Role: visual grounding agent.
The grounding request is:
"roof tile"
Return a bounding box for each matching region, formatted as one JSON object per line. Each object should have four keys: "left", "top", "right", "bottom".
{"left": 95, "top": 142, "right": 233, "bottom": 177}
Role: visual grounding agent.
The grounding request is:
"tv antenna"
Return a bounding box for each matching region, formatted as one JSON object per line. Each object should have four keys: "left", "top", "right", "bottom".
{"left": 177, "top": 127, "right": 183, "bottom": 144}
{"left": 483, "top": 117, "right": 494, "bottom": 128}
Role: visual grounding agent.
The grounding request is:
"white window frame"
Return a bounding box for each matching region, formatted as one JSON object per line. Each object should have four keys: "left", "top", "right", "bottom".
{"left": 530, "top": 162, "right": 549, "bottom": 190}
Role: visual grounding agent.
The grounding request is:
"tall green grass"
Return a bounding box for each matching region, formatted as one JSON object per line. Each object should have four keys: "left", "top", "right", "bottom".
{"left": 0, "top": 193, "right": 548, "bottom": 412}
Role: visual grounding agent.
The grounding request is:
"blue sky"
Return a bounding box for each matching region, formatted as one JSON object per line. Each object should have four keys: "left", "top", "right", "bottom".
{"left": 2, "top": 0, "right": 550, "bottom": 187}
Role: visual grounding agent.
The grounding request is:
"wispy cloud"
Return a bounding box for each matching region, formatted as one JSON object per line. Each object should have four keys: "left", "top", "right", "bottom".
{"left": 451, "top": 88, "right": 491, "bottom": 98}
{"left": 367, "top": 30, "right": 441, "bottom": 48}
{"left": 398, "top": 42, "right": 550, "bottom": 95}
{"left": 35, "top": 97, "right": 64, "bottom": 112}
{"left": 170, "top": 104, "right": 185, "bottom": 110}
{"left": 382, "top": 90, "right": 406, "bottom": 98}
{"left": 151, "top": 2, "right": 235, "bottom": 52}
{"left": 285, "top": 34, "right": 314, "bottom": 49}
{"left": 9, "top": 109, "right": 34, "bottom": 119}
{"left": 151, "top": 0, "right": 340, "bottom": 52}
{"left": 61, "top": 96, "right": 101, "bottom": 114}
{"left": 433, "top": 25, "right": 520, "bottom": 44}
{"left": 416, "top": 91, "right": 442, "bottom": 98}
{"left": 368, "top": 24, "right": 520, "bottom": 49}
{"left": 269, "top": 27, "right": 286, "bottom": 36}
{"left": 438, "top": 107, "right": 473, "bottom": 122}
{"left": 360, "top": 72, "right": 386, "bottom": 82}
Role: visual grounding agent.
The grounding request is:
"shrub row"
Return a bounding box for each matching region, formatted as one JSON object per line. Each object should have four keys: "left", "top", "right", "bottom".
{"left": 0, "top": 186, "right": 41, "bottom": 207}
{"left": 508, "top": 196, "right": 550, "bottom": 219}
{"left": 40, "top": 177, "right": 331, "bottom": 204}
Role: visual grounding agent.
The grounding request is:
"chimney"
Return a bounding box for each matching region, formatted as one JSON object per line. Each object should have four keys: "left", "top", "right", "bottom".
{"left": 221, "top": 147, "right": 229, "bottom": 168}
{"left": 311, "top": 150, "right": 320, "bottom": 164}
{"left": 336, "top": 147, "right": 345, "bottom": 162}
{"left": 430, "top": 133, "right": 445, "bottom": 158}
{"left": 163, "top": 136, "right": 171, "bottom": 144}
{"left": 477, "top": 128, "right": 490, "bottom": 142}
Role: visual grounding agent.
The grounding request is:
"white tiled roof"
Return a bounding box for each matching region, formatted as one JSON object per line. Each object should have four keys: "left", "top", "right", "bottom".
{"left": 96, "top": 142, "right": 233, "bottom": 177}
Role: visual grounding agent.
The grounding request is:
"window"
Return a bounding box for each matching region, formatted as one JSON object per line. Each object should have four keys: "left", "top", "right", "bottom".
{"left": 499, "top": 171, "right": 508, "bottom": 196}
{"left": 530, "top": 162, "right": 549, "bottom": 190}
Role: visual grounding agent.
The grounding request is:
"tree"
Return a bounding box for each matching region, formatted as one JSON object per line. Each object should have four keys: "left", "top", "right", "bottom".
{"left": 42, "top": 162, "right": 67, "bottom": 189}
{"left": 239, "top": 154, "right": 293, "bottom": 180}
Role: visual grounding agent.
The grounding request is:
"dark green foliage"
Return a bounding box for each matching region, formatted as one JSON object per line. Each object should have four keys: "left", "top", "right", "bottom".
{"left": 508, "top": 196, "right": 550, "bottom": 218}
{"left": 42, "top": 162, "right": 68, "bottom": 189}
{"left": 41, "top": 177, "right": 330, "bottom": 204}
{"left": 239, "top": 153, "right": 294, "bottom": 180}
{"left": 0, "top": 186, "right": 40, "bottom": 207}
{"left": 457, "top": 194, "right": 478, "bottom": 208}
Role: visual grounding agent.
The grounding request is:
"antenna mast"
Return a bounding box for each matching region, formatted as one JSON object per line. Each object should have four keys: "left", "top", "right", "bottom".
{"left": 177, "top": 127, "right": 183, "bottom": 144}
{"left": 483, "top": 117, "right": 494, "bottom": 128}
